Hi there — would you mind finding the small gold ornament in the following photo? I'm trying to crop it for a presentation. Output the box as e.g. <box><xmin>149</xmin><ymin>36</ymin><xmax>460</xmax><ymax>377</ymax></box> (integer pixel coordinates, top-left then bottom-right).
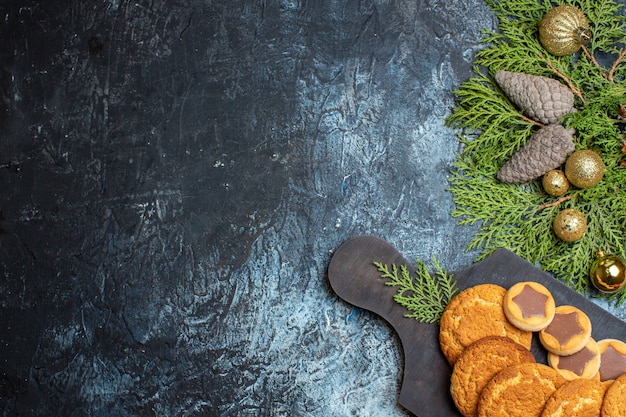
<box><xmin>590</xmin><ymin>249</ymin><xmax>626</xmax><ymax>293</ymax></box>
<box><xmin>553</xmin><ymin>208</ymin><xmax>587</xmax><ymax>242</ymax></box>
<box><xmin>539</xmin><ymin>5</ymin><xmax>591</xmax><ymax>56</ymax></box>
<box><xmin>564</xmin><ymin>150</ymin><xmax>605</xmax><ymax>189</ymax></box>
<box><xmin>542</xmin><ymin>170</ymin><xmax>569</xmax><ymax>196</ymax></box>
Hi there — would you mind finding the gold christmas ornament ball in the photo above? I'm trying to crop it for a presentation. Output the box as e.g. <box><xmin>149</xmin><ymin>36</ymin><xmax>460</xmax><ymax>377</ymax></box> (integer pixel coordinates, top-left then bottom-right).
<box><xmin>564</xmin><ymin>150</ymin><xmax>605</xmax><ymax>189</ymax></box>
<box><xmin>553</xmin><ymin>208</ymin><xmax>587</xmax><ymax>242</ymax></box>
<box><xmin>542</xmin><ymin>170</ymin><xmax>569</xmax><ymax>196</ymax></box>
<box><xmin>539</xmin><ymin>5</ymin><xmax>592</xmax><ymax>56</ymax></box>
<box><xmin>590</xmin><ymin>249</ymin><xmax>626</xmax><ymax>293</ymax></box>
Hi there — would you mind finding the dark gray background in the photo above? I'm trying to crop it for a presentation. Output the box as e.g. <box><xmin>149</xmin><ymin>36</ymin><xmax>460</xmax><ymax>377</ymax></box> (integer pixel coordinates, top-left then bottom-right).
<box><xmin>1</xmin><ymin>1</ymin><xmax>623</xmax><ymax>416</ymax></box>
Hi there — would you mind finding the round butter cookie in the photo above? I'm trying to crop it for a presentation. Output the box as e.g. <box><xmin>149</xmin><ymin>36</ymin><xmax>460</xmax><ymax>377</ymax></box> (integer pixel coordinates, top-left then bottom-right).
<box><xmin>477</xmin><ymin>362</ymin><xmax>567</xmax><ymax>417</ymax></box>
<box><xmin>594</xmin><ymin>339</ymin><xmax>626</xmax><ymax>382</ymax></box>
<box><xmin>451</xmin><ymin>336</ymin><xmax>536</xmax><ymax>417</ymax></box>
<box><xmin>547</xmin><ymin>337</ymin><xmax>600</xmax><ymax>381</ymax></box>
<box><xmin>439</xmin><ymin>284</ymin><xmax>532</xmax><ymax>365</ymax></box>
<box><xmin>539</xmin><ymin>305</ymin><xmax>592</xmax><ymax>356</ymax></box>
<box><xmin>503</xmin><ymin>281</ymin><xmax>556</xmax><ymax>331</ymax></box>
<box><xmin>540</xmin><ymin>378</ymin><xmax>607</xmax><ymax>417</ymax></box>
<box><xmin>601</xmin><ymin>372</ymin><xmax>626</xmax><ymax>417</ymax></box>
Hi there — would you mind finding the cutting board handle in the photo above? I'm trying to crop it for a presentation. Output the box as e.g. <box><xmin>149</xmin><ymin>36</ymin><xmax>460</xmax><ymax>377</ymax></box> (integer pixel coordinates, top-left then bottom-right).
<box><xmin>328</xmin><ymin>235</ymin><xmax>416</xmax><ymax>329</ymax></box>
<box><xmin>327</xmin><ymin>235</ymin><xmax>460</xmax><ymax>416</ymax></box>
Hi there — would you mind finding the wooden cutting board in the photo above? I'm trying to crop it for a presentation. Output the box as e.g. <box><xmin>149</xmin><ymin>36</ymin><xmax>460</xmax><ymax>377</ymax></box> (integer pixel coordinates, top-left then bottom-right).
<box><xmin>327</xmin><ymin>235</ymin><xmax>626</xmax><ymax>417</ymax></box>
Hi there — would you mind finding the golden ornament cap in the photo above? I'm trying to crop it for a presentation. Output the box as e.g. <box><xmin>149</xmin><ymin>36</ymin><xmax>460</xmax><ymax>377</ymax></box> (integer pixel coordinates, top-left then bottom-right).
<box><xmin>564</xmin><ymin>150</ymin><xmax>605</xmax><ymax>189</ymax></box>
<box><xmin>553</xmin><ymin>208</ymin><xmax>587</xmax><ymax>242</ymax></box>
<box><xmin>590</xmin><ymin>249</ymin><xmax>626</xmax><ymax>293</ymax></box>
<box><xmin>542</xmin><ymin>170</ymin><xmax>569</xmax><ymax>196</ymax></box>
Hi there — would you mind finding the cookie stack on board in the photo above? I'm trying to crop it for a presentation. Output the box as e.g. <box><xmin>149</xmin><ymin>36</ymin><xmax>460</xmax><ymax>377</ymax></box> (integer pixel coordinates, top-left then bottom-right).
<box><xmin>439</xmin><ymin>282</ymin><xmax>626</xmax><ymax>417</ymax></box>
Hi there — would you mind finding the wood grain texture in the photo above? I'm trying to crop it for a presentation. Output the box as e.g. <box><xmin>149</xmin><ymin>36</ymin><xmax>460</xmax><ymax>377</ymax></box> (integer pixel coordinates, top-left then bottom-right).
<box><xmin>328</xmin><ymin>235</ymin><xmax>626</xmax><ymax>417</ymax></box>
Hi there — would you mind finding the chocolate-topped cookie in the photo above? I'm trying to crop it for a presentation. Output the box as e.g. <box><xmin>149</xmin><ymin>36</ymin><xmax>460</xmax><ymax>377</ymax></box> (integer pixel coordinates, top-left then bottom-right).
<box><xmin>503</xmin><ymin>281</ymin><xmax>556</xmax><ymax>331</ymax></box>
<box><xmin>547</xmin><ymin>337</ymin><xmax>600</xmax><ymax>381</ymax></box>
<box><xmin>594</xmin><ymin>338</ymin><xmax>626</xmax><ymax>382</ymax></box>
<box><xmin>539</xmin><ymin>305</ymin><xmax>592</xmax><ymax>356</ymax></box>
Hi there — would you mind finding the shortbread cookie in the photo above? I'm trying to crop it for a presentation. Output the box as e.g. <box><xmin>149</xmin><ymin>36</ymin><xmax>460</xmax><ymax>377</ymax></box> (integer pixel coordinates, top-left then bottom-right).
<box><xmin>547</xmin><ymin>337</ymin><xmax>600</xmax><ymax>381</ymax></box>
<box><xmin>439</xmin><ymin>284</ymin><xmax>533</xmax><ymax>365</ymax></box>
<box><xmin>594</xmin><ymin>339</ymin><xmax>626</xmax><ymax>382</ymax></box>
<box><xmin>477</xmin><ymin>362</ymin><xmax>567</xmax><ymax>417</ymax></box>
<box><xmin>541</xmin><ymin>378</ymin><xmax>607</xmax><ymax>417</ymax></box>
<box><xmin>539</xmin><ymin>305</ymin><xmax>592</xmax><ymax>356</ymax></box>
<box><xmin>503</xmin><ymin>281</ymin><xmax>556</xmax><ymax>331</ymax></box>
<box><xmin>600</xmin><ymin>372</ymin><xmax>626</xmax><ymax>417</ymax></box>
<box><xmin>451</xmin><ymin>336</ymin><xmax>536</xmax><ymax>417</ymax></box>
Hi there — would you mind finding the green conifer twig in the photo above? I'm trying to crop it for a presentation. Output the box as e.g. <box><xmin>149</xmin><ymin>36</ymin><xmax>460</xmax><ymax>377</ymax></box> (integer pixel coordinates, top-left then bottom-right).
<box><xmin>447</xmin><ymin>0</ymin><xmax>626</xmax><ymax>305</ymax></box>
<box><xmin>374</xmin><ymin>257</ymin><xmax>458</xmax><ymax>323</ymax></box>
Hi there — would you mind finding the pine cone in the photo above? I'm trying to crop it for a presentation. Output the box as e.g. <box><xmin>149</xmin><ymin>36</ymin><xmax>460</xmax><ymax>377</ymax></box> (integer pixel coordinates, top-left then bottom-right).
<box><xmin>497</xmin><ymin>124</ymin><xmax>576</xmax><ymax>183</ymax></box>
<box><xmin>495</xmin><ymin>70</ymin><xmax>576</xmax><ymax>124</ymax></box>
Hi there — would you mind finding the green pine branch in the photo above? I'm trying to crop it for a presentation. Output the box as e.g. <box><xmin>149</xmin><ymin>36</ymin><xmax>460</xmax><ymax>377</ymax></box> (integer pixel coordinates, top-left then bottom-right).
<box><xmin>446</xmin><ymin>0</ymin><xmax>626</xmax><ymax>304</ymax></box>
<box><xmin>374</xmin><ymin>257</ymin><xmax>458</xmax><ymax>323</ymax></box>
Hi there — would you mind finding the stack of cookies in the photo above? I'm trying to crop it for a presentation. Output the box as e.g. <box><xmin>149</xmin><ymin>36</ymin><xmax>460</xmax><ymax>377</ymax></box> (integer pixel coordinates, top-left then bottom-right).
<box><xmin>439</xmin><ymin>282</ymin><xmax>626</xmax><ymax>417</ymax></box>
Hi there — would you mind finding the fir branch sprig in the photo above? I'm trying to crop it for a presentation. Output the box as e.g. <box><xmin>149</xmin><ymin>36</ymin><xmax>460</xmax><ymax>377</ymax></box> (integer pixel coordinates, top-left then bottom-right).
<box><xmin>374</xmin><ymin>257</ymin><xmax>458</xmax><ymax>323</ymax></box>
<box><xmin>446</xmin><ymin>0</ymin><xmax>626</xmax><ymax>304</ymax></box>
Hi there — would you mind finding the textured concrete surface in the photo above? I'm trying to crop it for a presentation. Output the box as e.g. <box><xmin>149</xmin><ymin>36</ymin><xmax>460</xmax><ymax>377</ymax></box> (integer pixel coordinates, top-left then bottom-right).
<box><xmin>3</xmin><ymin>1</ymin><xmax>619</xmax><ymax>416</ymax></box>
